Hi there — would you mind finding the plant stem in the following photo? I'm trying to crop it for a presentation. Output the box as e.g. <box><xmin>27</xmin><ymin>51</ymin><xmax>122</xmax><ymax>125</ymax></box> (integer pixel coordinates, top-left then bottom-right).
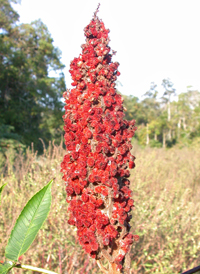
<box><xmin>16</xmin><ymin>264</ymin><xmax>58</xmax><ymax>274</ymax></box>
<box><xmin>109</xmin><ymin>262</ymin><xmax>121</xmax><ymax>274</ymax></box>
<box><xmin>97</xmin><ymin>261</ymin><xmax>109</xmax><ymax>274</ymax></box>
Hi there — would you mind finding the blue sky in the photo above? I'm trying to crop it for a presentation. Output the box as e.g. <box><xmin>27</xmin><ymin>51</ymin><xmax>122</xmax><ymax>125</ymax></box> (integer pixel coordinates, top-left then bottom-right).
<box><xmin>14</xmin><ymin>0</ymin><xmax>200</xmax><ymax>99</ymax></box>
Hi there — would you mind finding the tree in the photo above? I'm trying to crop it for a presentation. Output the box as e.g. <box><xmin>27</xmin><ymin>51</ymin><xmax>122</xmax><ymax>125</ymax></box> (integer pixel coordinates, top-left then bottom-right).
<box><xmin>121</xmin><ymin>94</ymin><xmax>144</xmax><ymax>121</ymax></box>
<box><xmin>141</xmin><ymin>82</ymin><xmax>160</xmax><ymax>144</ymax></box>
<box><xmin>184</xmin><ymin>89</ymin><xmax>200</xmax><ymax>139</ymax></box>
<box><xmin>0</xmin><ymin>1</ymin><xmax>66</xmax><ymax>151</ymax></box>
<box><xmin>176</xmin><ymin>92</ymin><xmax>190</xmax><ymax>137</ymax></box>
<box><xmin>161</xmin><ymin>78</ymin><xmax>176</xmax><ymax>122</ymax></box>
<box><xmin>161</xmin><ymin>78</ymin><xmax>176</xmax><ymax>140</ymax></box>
<box><xmin>0</xmin><ymin>0</ymin><xmax>19</xmax><ymax>33</ymax></box>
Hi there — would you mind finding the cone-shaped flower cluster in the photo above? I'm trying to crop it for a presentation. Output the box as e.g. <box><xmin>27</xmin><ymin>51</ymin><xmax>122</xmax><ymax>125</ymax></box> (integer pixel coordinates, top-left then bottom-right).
<box><xmin>61</xmin><ymin>6</ymin><xmax>138</xmax><ymax>273</ymax></box>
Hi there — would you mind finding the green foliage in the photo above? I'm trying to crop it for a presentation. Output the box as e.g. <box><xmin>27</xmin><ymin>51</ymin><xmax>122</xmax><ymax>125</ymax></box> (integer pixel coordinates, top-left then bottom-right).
<box><xmin>0</xmin><ymin>0</ymin><xmax>19</xmax><ymax>32</ymax></box>
<box><xmin>0</xmin><ymin>123</ymin><xmax>26</xmax><ymax>168</ymax></box>
<box><xmin>0</xmin><ymin>1</ymin><xmax>66</xmax><ymax>152</ymax></box>
<box><xmin>0</xmin><ymin>124</ymin><xmax>24</xmax><ymax>150</ymax></box>
<box><xmin>136</xmin><ymin>124</ymin><xmax>146</xmax><ymax>146</ymax></box>
<box><xmin>166</xmin><ymin>138</ymin><xmax>176</xmax><ymax>148</ymax></box>
<box><xmin>5</xmin><ymin>180</ymin><xmax>53</xmax><ymax>261</ymax></box>
<box><xmin>149</xmin><ymin>139</ymin><xmax>162</xmax><ymax>148</ymax></box>
<box><xmin>0</xmin><ymin>261</ymin><xmax>15</xmax><ymax>274</ymax></box>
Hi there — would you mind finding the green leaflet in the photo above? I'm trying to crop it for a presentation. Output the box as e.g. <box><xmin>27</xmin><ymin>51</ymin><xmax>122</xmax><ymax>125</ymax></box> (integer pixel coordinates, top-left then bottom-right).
<box><xmin>5</xmin><ymin>180</ymin><xmax>53</xmax><ymax>261</ymax></box>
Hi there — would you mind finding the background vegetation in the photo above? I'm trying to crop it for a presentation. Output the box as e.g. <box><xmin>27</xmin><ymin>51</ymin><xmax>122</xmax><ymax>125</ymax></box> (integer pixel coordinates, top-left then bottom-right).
<box><xmin>1</xmin><ymin>1</ymin><xmax>200</xmax><ymax>273</ymax></box>
<box><xmin>0</xmin><ymin>142</ymin><xmax>200</xmax><ymax>274</ymax></box>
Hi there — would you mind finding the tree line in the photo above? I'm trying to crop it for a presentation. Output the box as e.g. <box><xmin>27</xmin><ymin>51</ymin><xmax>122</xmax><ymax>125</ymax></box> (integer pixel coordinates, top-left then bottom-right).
<box><xmin>122</xmin><ymin>80</ymin><xmax>200</xmax><ymax>148</ymax></box>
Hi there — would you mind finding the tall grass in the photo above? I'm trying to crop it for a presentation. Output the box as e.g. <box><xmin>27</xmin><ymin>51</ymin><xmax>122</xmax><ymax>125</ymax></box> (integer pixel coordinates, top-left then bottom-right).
<box><xmin>0</xmin><ymin>141</ymin><xmax>200</xmax><ymax>273</ymax></box>
<box><xmin>130</xmin><ymin>145</ymin><xmax>200</xmax><ymax>273</ymax></box>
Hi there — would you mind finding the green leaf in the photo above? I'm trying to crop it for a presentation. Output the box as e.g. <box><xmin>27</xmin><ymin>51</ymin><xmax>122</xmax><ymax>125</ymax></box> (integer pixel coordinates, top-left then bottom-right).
<box><xmin>0</xmin><ymin>183</ymin><xmax>7</xmax><ymax>205</ymax></box>
<box><xmin>0</xmin><ymin>261</ymin><xmax>15</xmax><ymax>274</ymax></box>
<box><xmin>5</xmin><ymin>180</ymin><xmax>53</xmax><ymax>261</ymax></box>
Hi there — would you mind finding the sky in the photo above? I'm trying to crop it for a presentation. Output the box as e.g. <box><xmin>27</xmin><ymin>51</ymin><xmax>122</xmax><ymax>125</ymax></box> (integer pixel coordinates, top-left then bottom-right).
<box><xmin>13</xmin><ymin>0</ymin><xmax>200</xmax><ymax>99</ymax></box>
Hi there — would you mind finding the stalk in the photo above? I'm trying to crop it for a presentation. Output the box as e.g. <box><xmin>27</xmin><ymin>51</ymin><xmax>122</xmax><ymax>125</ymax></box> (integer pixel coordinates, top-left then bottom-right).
<box><xmin>16</xmin><ymin>264</ymin><xmax>58</xmax><ymax>274</ymax></box>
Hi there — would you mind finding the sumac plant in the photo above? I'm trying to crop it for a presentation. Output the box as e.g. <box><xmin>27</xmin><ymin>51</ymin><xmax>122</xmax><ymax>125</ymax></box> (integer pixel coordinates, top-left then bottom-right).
<box><xmin>60</xmin><ymin>5</ymin><xmax>138</xmax><ymax>274</ymax></box>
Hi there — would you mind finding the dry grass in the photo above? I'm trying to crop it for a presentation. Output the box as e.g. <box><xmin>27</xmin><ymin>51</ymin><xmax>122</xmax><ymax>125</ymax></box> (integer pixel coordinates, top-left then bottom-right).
<box><xmin>0</xmin><ymin>140</ymin><xmax>200</xmax><ymax>274</ymax></box>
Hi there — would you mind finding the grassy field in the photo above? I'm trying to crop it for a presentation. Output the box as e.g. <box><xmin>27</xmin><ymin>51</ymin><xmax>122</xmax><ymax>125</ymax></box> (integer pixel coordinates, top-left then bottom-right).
<box><xmin>0</xmin><ymin>141</ymin><xmax>200</xmax><ymax>274</ymax></box>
